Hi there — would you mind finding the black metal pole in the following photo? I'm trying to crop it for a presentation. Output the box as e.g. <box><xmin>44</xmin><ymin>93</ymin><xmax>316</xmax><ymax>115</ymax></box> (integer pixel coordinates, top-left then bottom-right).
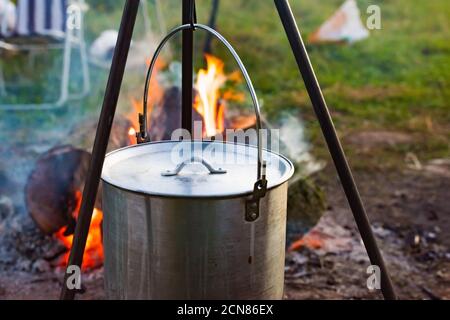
<box><xmin>182</xmin><ymin>0</ymin><xmax>195</xmax><ymax>134</ymax></box>
<box><xmin>274</xmin><ymin>0</ymin><xmax>397</xmax><ymax>300</ymax></box>
<box><xmin>60</xmin><ymin>0</ymin><xmax>140</xmax><ymax>300</ymax></box>
<box><xmin>203</xmin><ymin>0</ymin><xmax>220</xmax><ymax>54</ymax></box>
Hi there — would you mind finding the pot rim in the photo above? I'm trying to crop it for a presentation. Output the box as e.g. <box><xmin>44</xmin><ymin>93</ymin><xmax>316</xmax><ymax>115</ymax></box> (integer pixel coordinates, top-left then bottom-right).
<box><xmin>101</xmin><ymin>140</ymin><xmax>294</xmax><ymax>199</ymax></box>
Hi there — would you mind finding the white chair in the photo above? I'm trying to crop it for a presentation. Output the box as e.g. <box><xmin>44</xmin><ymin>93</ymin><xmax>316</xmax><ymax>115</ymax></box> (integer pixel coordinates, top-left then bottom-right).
<box><xmin>0</xmin><ymin>0</ymin><xmax>90</xmax><ymax>110</ymax></box>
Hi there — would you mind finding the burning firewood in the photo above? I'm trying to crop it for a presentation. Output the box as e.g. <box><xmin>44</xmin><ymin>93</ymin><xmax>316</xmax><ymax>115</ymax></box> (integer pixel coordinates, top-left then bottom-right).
<box><xmin>149</xmin><ymin>89</ymin><xmax>256</xmax><ymax>141</ymax></box>
<box><xmin>25</xmin><ymin>145</ymin><xmax>92</xmax><ymax>234</ymax></box>
<box><xmin>149</xmin><ymin>86</ymin><xmax>203</xmax><ymax>141</ymax></box>
<box><xmin>148</xmin><ymin>86</ymin><xmax>182</xmax><ymax>141</ymax></box>
<box><xmin>148</xmin><ymin>54</ymin><xmax>245</xmax><ymax>140</ymax></box>
<box><xmin>24</xmin><ymin>146</ymin><xmax>106</xmax><ymax>269</ymax></box>
<box><xmin>26</xmin><ymin>115</ymin><xmax>134</xmax><ymax>235</ymax></box>
<box><xmin>24</xmin><ymin>114</ymin><xmax>136</xmax><ymax>269</ymax></box>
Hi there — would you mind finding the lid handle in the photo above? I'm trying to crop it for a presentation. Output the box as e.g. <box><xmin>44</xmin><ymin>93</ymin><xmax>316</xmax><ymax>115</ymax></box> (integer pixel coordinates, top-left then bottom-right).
<box><xmin>161</xmin><ymin>156</ymin><xmax>227</xmax><ymax>176</ymax></box>
<box><xmin>140</xmin><ymin>23</ymin><xmax>266</xmax><ymax>221</ymax></box>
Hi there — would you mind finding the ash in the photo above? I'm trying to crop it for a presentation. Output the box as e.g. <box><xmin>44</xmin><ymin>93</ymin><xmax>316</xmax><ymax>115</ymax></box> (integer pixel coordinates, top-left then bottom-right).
<box><xmin>0</xmin><ymin>199</ymin><xmax>64</xmax><ymax>273</ymax></box>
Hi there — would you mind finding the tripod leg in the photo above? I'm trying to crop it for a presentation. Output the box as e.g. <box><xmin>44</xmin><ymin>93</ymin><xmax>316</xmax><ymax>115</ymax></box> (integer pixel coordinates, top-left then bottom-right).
<box><xmin>274</xmin><ymin>0</ymin><xmax>396</xmax><ymax>300</ymax></box>
<box><xmin>60</xmin><ymin>0</ymin><xmax>140</xmax><ymax>300</ymax></box>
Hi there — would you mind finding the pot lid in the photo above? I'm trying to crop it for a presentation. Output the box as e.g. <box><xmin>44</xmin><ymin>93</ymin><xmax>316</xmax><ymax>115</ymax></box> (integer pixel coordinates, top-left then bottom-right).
<box><xmin>101</xmin><ymin>140</ymin><xmax>294</xmax><ymax>198</ymax></box>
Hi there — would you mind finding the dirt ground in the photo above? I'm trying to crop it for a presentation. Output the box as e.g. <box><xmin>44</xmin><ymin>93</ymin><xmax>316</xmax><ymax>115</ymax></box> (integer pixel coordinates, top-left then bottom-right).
<box><xmin>0</xmin><ymin>130</ymin><xmax>449</xmax><ymax>300</ymax></box>
<box><xmin>284</xmin><ymin>164</ymin><xmax>450</xmax><ymax>300</ymax></box>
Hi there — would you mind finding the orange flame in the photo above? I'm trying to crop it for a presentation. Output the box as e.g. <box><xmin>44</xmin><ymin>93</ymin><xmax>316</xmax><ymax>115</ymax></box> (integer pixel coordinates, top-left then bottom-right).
<box><xmin>127</xmin><ymin>58</ymin><xmax>165</xmax><ymax>138</ymax></box>
<box><xmin>194</xmin><ymin>54</ymin><xmax>227</xmax><ymax>137</ymax></box>
<box><xmin>128</xmin><ymin>54</ymin><xmax>243</xmax><ymax>139</ymax></box>
<box><xmin>288</xmin><ymin>231</ymin><xmax>325</xmax><ymax>252</ymax></box>
<box><xmin>54</xmin><ymin>191</ymin><xmax>104</xmax><ymax>270</ymax></box>
<box><xmin>128</xmin><ymin>126</ymin><xmax>136</xmax><ymax>136</ymax></box>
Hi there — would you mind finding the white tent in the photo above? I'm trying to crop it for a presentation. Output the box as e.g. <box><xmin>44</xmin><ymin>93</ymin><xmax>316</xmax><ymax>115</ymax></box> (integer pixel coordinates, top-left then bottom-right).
<box><xmin>309</xmin><ymin>0</ymin><xmax>369</xmax><ymax>44</ymax></box>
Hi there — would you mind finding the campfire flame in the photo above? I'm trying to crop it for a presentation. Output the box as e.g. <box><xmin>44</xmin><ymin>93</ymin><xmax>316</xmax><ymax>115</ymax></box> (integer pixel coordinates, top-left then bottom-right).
<box><xmin>128</xmin><ymin>125</ymin><xmax>137</xmax><ymax>144</ymax></box>
<box><xmin>54</xmin><ymin>190</ymin><xmax>104</xmax><ymax>270</ymax></box>
<box><xmin>128</xmin><ymin>54</ymin><xmax>244</xmax><ymax>139</ymax></box>
<box><xmin>52</xmin><ymin>55</ymin><xmax>247</xmax><ymax>270</ymax></box>
<box><xmin>194</xmin><ymin>54</ymin><xmax>227</xmax><ymax>137</ymax></box>
<box><xmin>128</xmin><ymin>127</ymin><xmax>136</xmax><ymax>136</ymax></box>
<box><xmin>127</xmin><ymin>58</ymin><xmax>166</xmax><ymax>140</ymax></box>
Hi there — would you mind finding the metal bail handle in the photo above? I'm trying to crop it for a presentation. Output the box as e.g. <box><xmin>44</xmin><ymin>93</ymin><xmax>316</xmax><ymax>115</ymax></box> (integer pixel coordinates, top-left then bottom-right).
<box><xmin>140</xmin><ymin>23</ymin><xmax>267</xmax><ymax>221</ymax></box>
<box><xmin>161</xmin><ymin>156</ymin><xmax>227</xmax><ymax>176</ymax></box>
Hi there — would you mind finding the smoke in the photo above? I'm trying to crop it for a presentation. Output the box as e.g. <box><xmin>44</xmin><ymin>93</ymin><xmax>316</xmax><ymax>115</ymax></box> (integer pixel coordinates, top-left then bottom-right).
<box><xmin>277</xmin><ymin>113</ymin><xmax>325</xmax><ymax>177</ymax></box>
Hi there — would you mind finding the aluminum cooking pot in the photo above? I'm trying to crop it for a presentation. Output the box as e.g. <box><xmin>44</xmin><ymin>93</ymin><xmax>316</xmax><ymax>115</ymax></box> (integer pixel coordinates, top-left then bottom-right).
<box><xmin>101</xmin><ymin>23</ymin><xmax>294</xmax><ymax>300</ymax></box>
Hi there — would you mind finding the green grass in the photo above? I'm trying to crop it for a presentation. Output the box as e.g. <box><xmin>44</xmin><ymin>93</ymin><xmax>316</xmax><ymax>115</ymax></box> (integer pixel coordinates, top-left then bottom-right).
<box><xmin>1</xmin><ymin>0</ymin><xmax>449</xmax><ymax>166</ymax></box>
<box><xmin>161</xmin><ymin>0</ymin><xmax>450</xmax><ymax>165</ymax></box>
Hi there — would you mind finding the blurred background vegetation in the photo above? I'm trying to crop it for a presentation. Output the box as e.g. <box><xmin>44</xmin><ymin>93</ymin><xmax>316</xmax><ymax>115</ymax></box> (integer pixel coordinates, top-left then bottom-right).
<box><xmin>1</xmin><ymin>0</ymin><xmax>449</xmax><ymax>169</ymax></box>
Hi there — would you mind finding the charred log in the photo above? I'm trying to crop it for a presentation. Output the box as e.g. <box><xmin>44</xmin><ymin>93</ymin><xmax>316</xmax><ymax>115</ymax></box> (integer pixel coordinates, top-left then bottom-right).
<box><xmin>26</xmin><ymin>115</ymin><xmax>133</xmax><ymax>235</ymax></box>
<box><xmin>148</xmin><ymin>86</ymin><xmax>257</xmax><ymax>141</ymax></box>
<box><xmin>149</xmin><ymin>86</ymin><xmax>203</xmax><ymax>141</ymax></box>
<box><xmin>25</xmin><ymin>145</ymin><xmax>92</xmax><ymax>234</ymax></box>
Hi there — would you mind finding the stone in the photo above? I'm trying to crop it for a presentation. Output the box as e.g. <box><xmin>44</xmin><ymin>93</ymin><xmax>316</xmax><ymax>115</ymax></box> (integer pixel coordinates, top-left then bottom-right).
<box><xmin>17</xmin><ymin>259</ymin><xmax>32</xmax><ymax>272</ymax></box>
<box><xmin>286</xmin><ymin>176</ymin><xmax>326</xmax><ymax>244</ymax></box>
<box><xmin>32</xmin><ymin>259</ymin><xmax>51</xmax><ymax>273</ymax></box>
